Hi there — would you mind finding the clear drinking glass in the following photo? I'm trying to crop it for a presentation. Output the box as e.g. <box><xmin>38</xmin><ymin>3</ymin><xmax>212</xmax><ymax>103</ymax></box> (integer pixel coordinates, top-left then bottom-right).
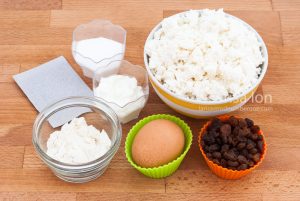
<box><xmin>93</xmin><ymin>60</ymin><xmax>149</xmax><ymax>124</ymax></box>
<box><xmin>72</xmin><ymin>19</ymin><xmax>127</xmax><ymax>78</ymax></box>
<box><xmin>32</xmin><ymin>97</ymin><xmax>122</xmax><ymax>183</ymax></box>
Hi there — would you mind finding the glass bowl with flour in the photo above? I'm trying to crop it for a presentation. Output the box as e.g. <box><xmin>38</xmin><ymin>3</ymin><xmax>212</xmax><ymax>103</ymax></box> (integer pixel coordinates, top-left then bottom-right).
<box><xmin>32</xmin><ymin>97</ymin><xmax>122</xmax><ymax>183</ymax></box>
<box><xmin>72</xmin><ymin>19</ymin><xmax>126</xmax><ymax>78</ymax></box>
<box><xmin>93</xmin><ymin>60</ymin><xmax>149</xmax><ymax>124</ymax></box>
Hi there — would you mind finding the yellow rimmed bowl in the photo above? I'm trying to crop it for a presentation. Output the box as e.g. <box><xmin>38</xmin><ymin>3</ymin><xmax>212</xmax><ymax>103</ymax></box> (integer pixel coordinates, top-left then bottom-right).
<box><xmin>144</xmin><ymin>10</ymin><xmax>268</xmax><ymax>118</ymax></box>
<box><xmin>125</xmin><ymin>114</ymin><xmax>193</xmax><ymax>179</ymax></box>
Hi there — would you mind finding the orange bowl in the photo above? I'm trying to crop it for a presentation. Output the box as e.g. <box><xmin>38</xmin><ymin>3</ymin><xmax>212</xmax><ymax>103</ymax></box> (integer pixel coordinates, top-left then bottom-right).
<box><xmin>198</xmin><ymin>115</ymin><xmax>267</xmax><ymax>179</ymax></box>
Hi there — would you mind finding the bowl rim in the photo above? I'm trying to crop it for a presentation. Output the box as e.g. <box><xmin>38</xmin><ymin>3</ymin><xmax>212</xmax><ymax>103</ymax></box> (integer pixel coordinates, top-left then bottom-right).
<box><xmin>125</xmin><ymin>114</ymin><xmax>193</xmax><ymax>171</ymax></box>
<box><xmin>144</xmin><ymin>9</ymin><xmax>269</xmax><ymax>106</ymax></box>
<box><xmin>32</xmin><ymin>96</ymin><xmax>122</xmax><ymax>171</ymax></box>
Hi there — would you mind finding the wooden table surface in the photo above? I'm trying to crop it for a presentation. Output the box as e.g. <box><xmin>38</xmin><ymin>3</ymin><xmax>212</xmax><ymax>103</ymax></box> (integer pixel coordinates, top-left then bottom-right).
<box><xmin>0</xmin><ymin>0</ymin><xmax>299</xmax><ymax>200</ymax></box>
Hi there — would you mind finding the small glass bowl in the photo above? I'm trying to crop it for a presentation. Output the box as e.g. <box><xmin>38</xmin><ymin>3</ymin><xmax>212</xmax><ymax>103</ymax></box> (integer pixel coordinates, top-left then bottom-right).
<box><xmin>93</xmin><ymin>60</ymin><xmax>149</xmax><ymax>124</ymax></box>
<box><xmin>32</xmin><ymin>96</ymin><xmax>122</xmax><ymax>183</ymax></box>
<box><xmin>72</xmin><ymin>19</ymin><xmax>127</xmax><ymax>78</ymax></box>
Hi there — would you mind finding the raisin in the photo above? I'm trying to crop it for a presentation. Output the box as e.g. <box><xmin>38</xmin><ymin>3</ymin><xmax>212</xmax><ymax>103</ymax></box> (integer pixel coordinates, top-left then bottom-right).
<box><xmin>251</xmin><ymin>133</ymin><xmax>259</xmax><ymax>141</ymax></box>
<box><xmin>227</xmin><ymin>166</ymin><xmax>237</xmax><ymax>170</ymax></box>
<box><xmin>212</xmin><ymin>158</ymin><xmax>220</xmax><ymax>165</ymax></box>
<box><xmin>227</xmin><ymin>160</ymin><xmax>239</xmax><ymax>167</ymax></box>
<box><xmin>237</xmin><ymin>135</ymin><xmax>247</xmax><ymax>143</ymax></box>
<box><xmin>220</xmin><ymin>124</ymin><xmax>231</xmax><ymax>136</ymax></box>
<box><xmin>216</xmin><ymin>137</ymin><xmax>222</xmax><ymax>145</ymax></box>
<box><xmin>233</xmin><ymin>127</ymin><xmax>240</xmax><ymax>136</ymax></box>
<box><xmin>237</xmin><ymin>142</ymin><xmax>246</xmax><ymax>150</ymax></box>
<box><xmin>239</xmin><ymin>127</ymin><xmax>250</xmax><ymax>136</ymax></box>
<box><xmin>204</xmin><ymin>134</ymin><xmax>215</xmax><ymax>145</ymax></box>
<box><xmin>210</xmin><ymin>130</ymin><xmax>219</xmax><ymax>138</ymax></box>
<box><xmin>212</xmin><ymin>151</ymin><xmax>222</xmax><ymax>159</ymax></box>
<box><xmin>210</xmin><ymin>117</ymin><xmax>222</xmax><ymax>130</ymax></box>
<box><xmin>237</xmin><ymin>155</ymin><xmax>248</xmax><ymax>164</ymax></box>
<box><xmin>245</xmin><ymin>118</ymin><xmax>254</xmax><ymax>128</ymax></box>
<box><xmin>252</xmin><ymin>153</ymin><xmax>261</xmax><ymax>163</ymax></box>
<box><xmin>220</xmin><ymin>159</ymin><xmax>227</xmax><ymax>167</ymax></box>
<box><xmin>251</xmin><ymin>125</ymin><xmax>260</xmax><ymax>134</ymax></box>
<box><xmin>248</xmin><ymin>160</ymin><xmax>255</xmax><ymax>167</ymax></box>
<box><xmin>249</xmin><ymin>148</ymin><xmax>258</xmax><ymax>154</ymax></box>
<box><xmin>220</xmin><ymin>132</ymin><xmax>228</xmax><ymax>144</ymax></box>
<box><xmin>221</xmin><ymin>144</ymin><xmax>230</xmax><ymax>153</ymax></box>
<box><xmin>223</xmin><ymin>151</ymin><xmax>237</xmax><ymax>161</ymax></box>
<box><xmin>257</xmin><ymin>135</ymin><xmax>263</xmax><ymax>141</ymax></box>
<box><xmin>203</xmin><ymin>116</ymin><xmax>262</xmax><ymax>172</ymax></box>
<box><xmin>241</xmin><ymin>149</ymin><xmax>249</xmax><ymax>157</ymax></box>
<box><xmin>238</xmin><ymin>118</ymin><xmax>247</xmax><ymax>128</ymax></box>
<box><xmin>228</xmin><ymin>116</ymin><xmax>239</xmax><ymax>127</ymax></box>
<box><xmin>257</xmin><ymin>140</ymin><xmax>264</xmax><ymax>152</ymax></box>
<box><xmin>238</xmin><ymin>164</ymin><xmax>248</xmax><ymax>170</ymax></box>
<box><xmin>228</xmin><ymin>135</ymin><xmax>233</xmax><ymax>145</ymax></box>
<box><xmin>209</xmin><ymin>144</ymin><xmax>220</xmax><ymax>152</ymax></box>
<box><xmin>232</xmin><ymin>138</ymin><xmax>238</xmax><ymax>146</ymax></box>
<box><xmin>246</xmin><ymin>139</ymin><xmax>255</xmax><ymax>150</ymax></box>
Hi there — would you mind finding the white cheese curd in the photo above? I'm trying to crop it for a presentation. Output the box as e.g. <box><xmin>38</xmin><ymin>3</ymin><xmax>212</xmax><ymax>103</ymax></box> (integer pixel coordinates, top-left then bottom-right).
<box><xmin>47</xmin><ymin>117</ymin><xmax>111</xmax><ymax>164</ymax></box>
<box><xmin>145</xmin><ymin>9</ymin><xmax>264</xmax><ymax>101</ymax></box>
<box><xmin>94</xmin><ymin>75</ymin><xmax>146</xmax><ymax>123</ymax></box>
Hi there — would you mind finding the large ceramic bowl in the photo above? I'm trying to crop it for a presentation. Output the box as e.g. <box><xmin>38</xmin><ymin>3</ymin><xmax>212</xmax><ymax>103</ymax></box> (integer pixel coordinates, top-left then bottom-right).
<box><xmin>144</xmin><ymin>10</ymin><xmax>268</xmax><ymax>118</ymax></box>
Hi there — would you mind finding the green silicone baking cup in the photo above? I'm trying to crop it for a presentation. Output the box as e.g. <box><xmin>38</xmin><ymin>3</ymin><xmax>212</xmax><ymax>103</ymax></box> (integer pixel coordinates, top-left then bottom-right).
<box><xmin>125</xmin><ymin>114</ymin><xmax>193</xmax><ymax>179</ymax></box>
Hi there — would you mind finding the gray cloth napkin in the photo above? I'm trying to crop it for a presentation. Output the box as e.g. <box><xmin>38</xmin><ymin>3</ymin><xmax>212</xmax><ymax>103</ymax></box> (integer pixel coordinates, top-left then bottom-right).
<box><xmin>13</xmin><ymin>56</ymin><xmax>93</xmax><ymax>128</ymax></box>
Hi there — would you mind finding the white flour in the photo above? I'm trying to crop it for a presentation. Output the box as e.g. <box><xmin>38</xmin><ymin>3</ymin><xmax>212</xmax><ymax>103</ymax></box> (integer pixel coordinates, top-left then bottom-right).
<box><xmin>46</xmin><ymin>117</ymin><xmax>111</xmax><ymax>164</ymax></box>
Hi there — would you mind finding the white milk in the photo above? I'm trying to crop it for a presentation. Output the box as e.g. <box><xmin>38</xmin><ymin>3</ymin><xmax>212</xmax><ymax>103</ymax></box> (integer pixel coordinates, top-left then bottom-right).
<box><xmin>72</xmin><ymin>37</ymin><xmax>124</xmax><ymax>78</ymax></box>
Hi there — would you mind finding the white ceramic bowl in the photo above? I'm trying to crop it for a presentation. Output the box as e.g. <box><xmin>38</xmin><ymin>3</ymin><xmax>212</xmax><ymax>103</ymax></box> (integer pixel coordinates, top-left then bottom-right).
<box><xmin>144</xmin><ymin>10</ymin><xmax>268</xmax><ymax>118</ymax></box>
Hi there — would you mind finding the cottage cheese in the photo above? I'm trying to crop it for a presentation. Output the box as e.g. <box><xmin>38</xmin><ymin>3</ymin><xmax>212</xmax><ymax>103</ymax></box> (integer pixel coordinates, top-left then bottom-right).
<box><xmin>47</xmin><ymin>117</ymin><xmax>111</xmax><ymax>164</ymax></box>
<box><xmin>145</xmin><ymin>9</ymin><xmax>264</xmax><ymax>101</ymax></box>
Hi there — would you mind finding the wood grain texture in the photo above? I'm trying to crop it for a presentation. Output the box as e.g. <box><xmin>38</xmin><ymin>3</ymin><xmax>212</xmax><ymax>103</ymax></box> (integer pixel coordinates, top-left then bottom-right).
<box><xmin>166</xmin><ymin>170</ymin><xmax>300</xmax><ymax>193</ymax></box>
<box><xmin>0</xmin><ymin>11</ymin><xmax>50</xmax><ymax>29</ymax></box>
<box><xmin>76</xmin><ymin>192</ymin><xmax>263</xmax><ymax>201</ymax></box>
<box><xmin>0</xmin><ymin>0</ymin><xmax>62</xmax><ymax>10</ymax></box>
<box><xmin>0</xmin><ymin>0</ymin><xmax>299</xmax><ymax>200</ymax></box>
<box><xmin>0</xmin><ymin>169</ymin><xmax>165</xmax><ymax>193</ymax></box>
<box><xmin>280</xmin><ymin>11</ymin><xmax>300</xmax><ymax>46</ymax></box>
<box><xmin>62</xmin><ymin>0</ymin><xmax>273</xmax><ymax>11</ymax></box>
<box><xmin>0</xmin><ymin>192</ymin><xmax>76</xmax><ymax>201</ymax></box>
<box><xmin>272</xmin><ymin>0</ymin><xmax>300</xmax><ymax>10</ymax></box>
<box><xmin>0</xmin><ymin>146</ymin><xmax>24</xmax><ymax>168</ymax></box>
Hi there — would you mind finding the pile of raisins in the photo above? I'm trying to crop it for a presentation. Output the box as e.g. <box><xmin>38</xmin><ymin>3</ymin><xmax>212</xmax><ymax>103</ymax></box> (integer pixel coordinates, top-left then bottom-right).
<box><xmin>201</xmin><ymin>116</ymin><xmax>264</xmax><ymax>170</ymax></box>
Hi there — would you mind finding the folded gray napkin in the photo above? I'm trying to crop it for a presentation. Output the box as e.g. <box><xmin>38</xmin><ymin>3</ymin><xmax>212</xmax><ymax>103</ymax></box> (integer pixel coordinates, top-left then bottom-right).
<box><xmin>13</xmin><ymin>56</ymin><xmax>93</xmax><ymax>128</ymax></box>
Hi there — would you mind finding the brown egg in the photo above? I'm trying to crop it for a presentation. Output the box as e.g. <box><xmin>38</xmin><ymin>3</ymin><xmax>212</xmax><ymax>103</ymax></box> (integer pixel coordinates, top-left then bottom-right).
<box><xmin>131</xmin><ymin>119</ymin><xmax>185</xmax><ymax>168</ymax></box>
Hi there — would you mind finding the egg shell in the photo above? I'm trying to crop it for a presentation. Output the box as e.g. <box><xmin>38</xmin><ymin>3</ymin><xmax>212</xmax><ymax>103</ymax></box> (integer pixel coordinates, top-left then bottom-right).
<box><xmin>131</xmin><ymin>119</ymin><xmax>185</xmax><ymax>168</ymax></box>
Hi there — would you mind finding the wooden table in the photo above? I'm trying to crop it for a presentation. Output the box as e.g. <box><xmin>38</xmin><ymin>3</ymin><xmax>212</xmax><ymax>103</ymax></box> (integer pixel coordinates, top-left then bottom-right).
<box><xmin>0</xmin><ymin>0</ymin><xmax>299</xmax><ymax>200</ymax></box>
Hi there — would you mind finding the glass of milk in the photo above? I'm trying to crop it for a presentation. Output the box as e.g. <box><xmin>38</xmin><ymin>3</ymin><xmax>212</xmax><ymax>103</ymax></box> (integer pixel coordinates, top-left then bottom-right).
<box><xmin>72</xmin><ymin>19</ymin><xmax>126</xmax><ymax>78</ymax></box>
<box><xmin>93</xmin><ymin>60</ymin><xmax>149</xmax><ymax>124</ymax></box>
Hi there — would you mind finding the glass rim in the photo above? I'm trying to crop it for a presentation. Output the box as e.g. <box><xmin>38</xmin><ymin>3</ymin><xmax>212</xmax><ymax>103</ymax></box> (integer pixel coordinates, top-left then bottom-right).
<box><xmin>93</xmin><ymin>94</ymin><xmax>149</xmax><ymax>109</ymax></box>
